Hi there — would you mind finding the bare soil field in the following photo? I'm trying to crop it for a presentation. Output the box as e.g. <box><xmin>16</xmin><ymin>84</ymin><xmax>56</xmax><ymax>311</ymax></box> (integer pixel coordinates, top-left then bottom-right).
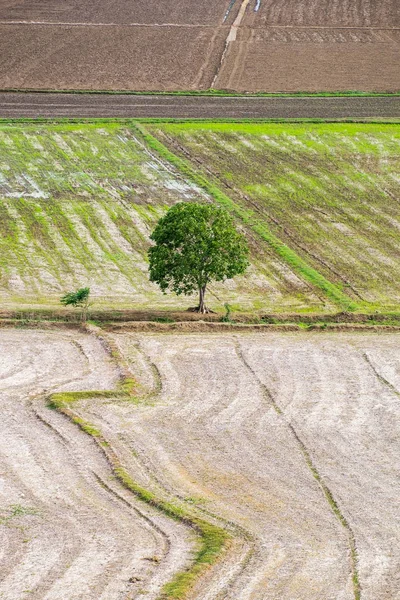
<box><xmin>245</xmin><ymin>0</ymin><xmax>400</xmax><ymax>28</ymax></box>
<box><xmin>0</xmin><ymin>0</ymin><xmax>233</xmax><ymax>91</ymax></box>
<box><xmin>214</xmin><ymin>0</ymin><xmax>400</xmax><ymax>92</ymax></box>
<box><xmin>1</xmin><ymin>0</ymin><xmax>231</xmax><ymax>26</ymax></box>
<box><xmin>0</xmin><ymin>0</ymin><xmax>398</xmax><ymax>91</ymax></box>
<box><xmin>0</xmin><ymin>25</ymin><xmax>227</xmax><ymax>91</ymax></box>
<box><xmin>0</xmin><ymin>122</ymin><xmax>326</xmax><ymax>313</ymax></box>
<box><xmin>215</xmin><ymin>31</ymin><xmax>400</xmax><ymax>92</ymax></box>
<box><xmin>0</xmin><ymin>94</ymin><xmax>399</xmax><ymax>120</ymax></box>
<box><xmin>0</xmin><ymin>329</ymin><xmax>195</xmax><ymax>600</ymax></box>
<box><xmin>52</xmin><ymin>329</ymin><xmax>400</xmax><ymax>599</ymax></box>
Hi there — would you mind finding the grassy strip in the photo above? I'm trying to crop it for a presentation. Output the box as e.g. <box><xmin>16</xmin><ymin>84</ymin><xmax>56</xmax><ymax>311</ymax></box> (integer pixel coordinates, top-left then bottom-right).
<box><xmin>2</xmin><ymin>88</ymin><xmax>399</xmax><ymax>97</ymax></box>
<box><xmin>134</xmin><ymin>123</ymin><xmax>358</xmax><ymax>311</ymax></box>
<box><xmin>5</xmin><ymin>318</ymin><xmax>400</xmax><ymax>333</ymax></box>
<box><xmin>4</xmin><ymin>309</ymin><xmax>400</xmax><ymax>323</ymax></box>
<box><xmin>48</xmin><ymin>386</ymin><xmax>229</xmax><ymax>599</ymax></box>
<box><xmin>114</xmin><ymin>467</ymin><xmax>228</xmax><ymax>599</ymax></box>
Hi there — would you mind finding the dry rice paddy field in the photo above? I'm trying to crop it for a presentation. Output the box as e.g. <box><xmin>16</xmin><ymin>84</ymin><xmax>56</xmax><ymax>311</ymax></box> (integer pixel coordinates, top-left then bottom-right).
<box><xmin>1</xmin><ymin>327</ymin><xmax>399</xmax><ymax>599</ymax></box>
<box><xmin>0</xmin><ymin>0</ymin><xmax>399</xmax><ymax>91</ymax></box>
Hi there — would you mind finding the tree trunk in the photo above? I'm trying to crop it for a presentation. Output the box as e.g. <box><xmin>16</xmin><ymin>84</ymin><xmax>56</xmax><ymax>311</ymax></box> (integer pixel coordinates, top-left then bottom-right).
<box><xmin>198</xmin><ymin>285</ymin><xmax>207</xmax><ymax>314</ymax></box>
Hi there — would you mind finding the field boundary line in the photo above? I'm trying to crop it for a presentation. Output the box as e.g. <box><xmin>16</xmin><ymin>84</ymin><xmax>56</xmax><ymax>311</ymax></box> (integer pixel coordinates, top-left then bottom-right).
<box><xmin>134</xmin><ymin>122</ymin><xmax>358</xmax><ymax>311</ymax></box>
<box><xmin>211</xmin><ymin>0</ymin><xmax>251</xmax><ymax>87</ymax></box>
<box><xmin>247</xmin><ymin>25</ymin><xmax>400</xmax><ymax>31</ymax></box>
<box><xmin>1</xmin><ymin>89</ymin><xmax>399</xmax><ymax>97</ymax></box>
<box><xmin>1</xmin><ymin>119</ymin><xmax>399</xmax><ymax>126</ymax></box>
<box><xmin>234</xmin><ymin>339</ymin><xmax>361</xmax><ymax>600</ymax></box>
<box><xmin>5</xmin><ymin>319</ymin><xmax>400</xmax><ymax>333</ymax></box>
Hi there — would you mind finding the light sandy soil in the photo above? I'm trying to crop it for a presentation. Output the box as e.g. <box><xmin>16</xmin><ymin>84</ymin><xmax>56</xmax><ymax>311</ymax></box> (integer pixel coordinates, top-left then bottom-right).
<box><xmin>2</xmin><ymin>329</ymin><xmax>399</xmax><ymax>599</ymax></box>
<box><xmin>80</xmin><ymin>331</ymin><xmax>400</xmax><ymax>599</ymax></box>
<box><xmin>0</xmin><ymin>329</ymin><xmax>194</xmax><ymax>600</ymax></box>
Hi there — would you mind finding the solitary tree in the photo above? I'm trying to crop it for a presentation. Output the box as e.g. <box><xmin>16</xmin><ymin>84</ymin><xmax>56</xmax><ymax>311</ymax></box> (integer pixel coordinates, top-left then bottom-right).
<box><xmin>148</xmin><ymin>203</ymin><xmax>249</xmax><ymax>313</ymax></box>
<box><xmin>60</xmin><ymin>287</ymin><xmax>91</xmax><ymax>322</ymax></box>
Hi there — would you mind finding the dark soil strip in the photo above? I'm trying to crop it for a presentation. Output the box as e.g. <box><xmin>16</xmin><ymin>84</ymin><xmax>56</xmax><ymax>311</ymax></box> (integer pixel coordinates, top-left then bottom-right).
<box><xmin>223</xmin><ymin>0</ymin><xmax>238</xmax><ymax>23</ymax></box>
<box><xmin>0</xmin><ymin>93</ymin><xmax>399</xmax><ymax>119</ymax></box>
<box><xmin>234</xmin><ymin>338</ymin><xmax>361</xmax><ymax>600</ymax></box>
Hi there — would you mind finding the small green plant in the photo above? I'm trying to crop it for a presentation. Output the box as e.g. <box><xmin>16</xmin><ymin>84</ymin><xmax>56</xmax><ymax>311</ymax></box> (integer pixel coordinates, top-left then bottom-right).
<box><xmin>60</xmin><ymin>287</ymin><xmax>91</xmax><ymax>322</ymax></box>
<box><xmin>153</xmin><ymin>316</ymin><xmax>176</xmax><ymax>323</ymax></box>
<box><xmin>221</xmin><ymin>302</ymin><xmax>232</xmax><ymax>323</ymax></box>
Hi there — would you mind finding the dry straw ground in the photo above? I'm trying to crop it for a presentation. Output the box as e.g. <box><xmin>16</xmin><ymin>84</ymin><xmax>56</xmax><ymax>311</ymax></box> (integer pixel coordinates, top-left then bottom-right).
<box><xmin>1</xmin><ymin>328</ymin><xmax>399</xmax><ymax>599</ymax></box>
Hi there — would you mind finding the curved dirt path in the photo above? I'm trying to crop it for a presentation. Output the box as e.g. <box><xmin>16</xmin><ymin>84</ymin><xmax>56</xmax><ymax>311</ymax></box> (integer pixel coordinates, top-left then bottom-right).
<box><xmin>0</xmin><ymin>329</ymin><xmax>194</xmax><ymax>600</ymax></box>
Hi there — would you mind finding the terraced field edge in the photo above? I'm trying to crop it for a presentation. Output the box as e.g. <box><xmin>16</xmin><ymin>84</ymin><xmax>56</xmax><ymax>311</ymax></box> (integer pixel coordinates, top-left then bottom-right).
<box><xmin>135</xmin><ymin>123</ymin><xmax>358</xmax><ymax>311</ymax></box>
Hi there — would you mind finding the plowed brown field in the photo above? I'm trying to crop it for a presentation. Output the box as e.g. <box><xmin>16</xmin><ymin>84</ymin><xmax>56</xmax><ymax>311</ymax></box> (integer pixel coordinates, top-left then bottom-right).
<box><xmin>0</xmin><ymin>0</ymin><xmax>233</xmax><ymax>91</ymax></box>
<box><xmin>0</xmin><ymin>0</ymin><xmax>398</xmax><ymax>91</ymax></box>
<box><xmin>1</xmin><ymin>0</ymin><xmax>232</xmax><ymax>26</ymax></box>
<box><xmin>215</xmin><ymin>0</ymin><xmax>400</xmax><ymax>92</ymax></box>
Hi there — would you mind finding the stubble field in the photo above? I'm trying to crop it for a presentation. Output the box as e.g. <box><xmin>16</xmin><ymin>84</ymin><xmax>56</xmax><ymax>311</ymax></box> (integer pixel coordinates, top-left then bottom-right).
<box><xmin>1</xmin><ymin>328</ymin><xmax>399</xmax><ymax>599</ymax></box>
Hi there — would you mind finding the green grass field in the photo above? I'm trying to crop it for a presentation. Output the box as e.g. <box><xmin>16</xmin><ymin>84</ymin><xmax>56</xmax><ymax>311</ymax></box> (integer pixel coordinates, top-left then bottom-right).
<box><xmin>1</xmin><ymin>121</ymin><xmax>399</xmax><ymax>314</ymax></box>
<box><xmin>0</xmin><ymin>123</ymin><xmax>327</xmax><ymax>312</ymax></box>
<box><xmin>150</xmin><ymin>122</ymin><xmax>400</xmax><ymax>311</ymax></box>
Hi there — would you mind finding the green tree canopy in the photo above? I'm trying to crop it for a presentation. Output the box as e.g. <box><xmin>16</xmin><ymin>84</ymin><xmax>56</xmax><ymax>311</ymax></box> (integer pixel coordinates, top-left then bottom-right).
<box><xmin>60</xmin><ymin>287</ymin><xmax>91</xmax><ymax>322</ymax></box>
<box><xmin>148</xmin><ymin>202</ymin><xmax>249</xmax><ymax>313</ymax></box>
